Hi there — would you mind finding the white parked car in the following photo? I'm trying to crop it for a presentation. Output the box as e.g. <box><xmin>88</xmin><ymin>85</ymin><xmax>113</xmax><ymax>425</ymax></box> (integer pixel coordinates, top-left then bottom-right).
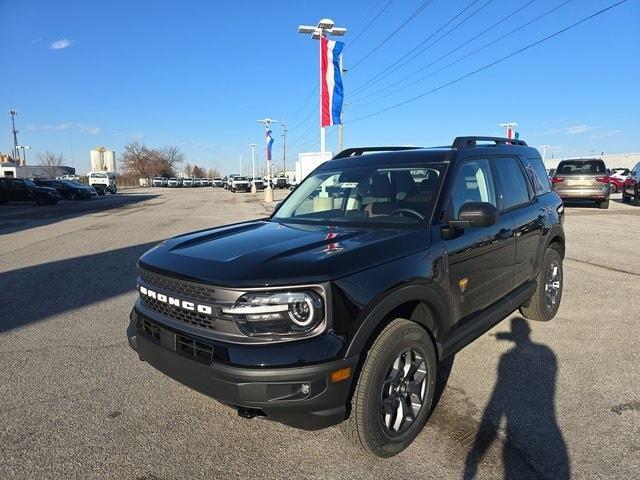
<box><xmin>251</xmin><ymin>177</ymin><xmax>265</xmax><ymax>190</ymax></box>
<box><xmin>88</xmin><ymin>171</ymin><xmax>117</xmax><ymax>195</ymax></box>
<box><xmin>212</xmin><ymin>177</ymin><xmax>224</xmax><ymax>187</ymax></box>
<box><xmin>167</xmin><ymin>178</ymin><xmax>179</xmax><ymax>187</ymax></box>
<box><xmin>152</xmin><ymin>177</ymin><xmax>165</xmax><ymax>187</ymax></box>
<box><xmin>182</xmin><ymin>178</ymin><xmax>193</xmax><ymax>187</ymax></box>
<box><xmin>231</xmin><ymin>176</ymin><xmax>251</xmax><ymax>193</ymax></box>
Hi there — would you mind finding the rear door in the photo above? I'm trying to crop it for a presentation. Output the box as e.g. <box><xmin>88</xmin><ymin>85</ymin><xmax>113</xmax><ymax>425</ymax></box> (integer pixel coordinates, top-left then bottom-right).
<box><xmin>8</xmin><ymin>179</ymin><xmax>30</xmax><ymax>200</ymax></box>
<box><xmin>492</xmin><ymin>156</ymin><xmax>544</xmax><ymax>288</ymax></box>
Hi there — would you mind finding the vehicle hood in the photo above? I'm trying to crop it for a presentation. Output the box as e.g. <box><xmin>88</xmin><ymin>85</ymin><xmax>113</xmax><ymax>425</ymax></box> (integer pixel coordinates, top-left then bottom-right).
<box><xmin>139</xmin><ymin>220</ymin><xmax>430</xmax><ymax>288</ymax></box>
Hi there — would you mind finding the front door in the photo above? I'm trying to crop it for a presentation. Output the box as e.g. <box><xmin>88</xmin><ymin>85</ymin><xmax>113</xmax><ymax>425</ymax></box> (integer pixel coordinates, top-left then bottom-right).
<box><xmin>444</xmin><ymin>157</ymin><xmax>516</xmax><ymax>323</ymax></box>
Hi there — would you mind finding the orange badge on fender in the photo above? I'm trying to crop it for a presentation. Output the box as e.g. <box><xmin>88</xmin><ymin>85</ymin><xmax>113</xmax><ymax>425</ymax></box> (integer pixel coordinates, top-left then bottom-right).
<box><xmin>459</xmin><ymin>277</ymin><xmax>469</xmax><ymax>293</ymax></box>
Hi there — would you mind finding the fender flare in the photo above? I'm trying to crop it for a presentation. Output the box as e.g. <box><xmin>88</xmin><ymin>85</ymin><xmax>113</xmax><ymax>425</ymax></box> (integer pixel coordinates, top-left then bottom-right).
<box><xmin>344</xmin><ymin>283</ymin><xmax>451</xmax><ymax>359</ymax></box>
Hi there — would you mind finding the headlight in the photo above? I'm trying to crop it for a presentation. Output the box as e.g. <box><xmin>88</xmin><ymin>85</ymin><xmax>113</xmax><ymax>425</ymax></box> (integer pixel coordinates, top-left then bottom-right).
<box><xmin>222</xmin><ymin>290</ymin><xmax>324</xmax><ymax>336</ymax></box>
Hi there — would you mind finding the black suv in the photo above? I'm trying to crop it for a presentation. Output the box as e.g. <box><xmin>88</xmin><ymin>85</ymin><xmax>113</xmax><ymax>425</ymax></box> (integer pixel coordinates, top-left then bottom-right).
<box><xmin>127</xmin><ymin>137</ymin><xmax>565</xmax><ymax>457</ymax></box>
<box><xmin>622</xmin><ymin>161</ymin><xmax>640</xmax><ymax>206</ymax></box>
<box><xmin>0</xmin><ymin>177</ymin><xmax>59</xmax><ymax>205</ymax></box>
<box><xmin>34</xmin><ymin>178</ymin><xmax>93</xmax><ymax>200</ymax></box>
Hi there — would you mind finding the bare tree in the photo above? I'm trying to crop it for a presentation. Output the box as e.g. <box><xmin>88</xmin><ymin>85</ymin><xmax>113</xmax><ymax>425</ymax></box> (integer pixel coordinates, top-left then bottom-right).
<box><xmin>183</xmin><ymin>163</ymin><xmax>194</xmax><ymax>177</ymax></box>
<box><xmin>192</xmin><ymin>165</ymin><xmax>206</xmax><ymax>178</ymax></box>
<box><xmin>38</xmin><ymin>151</ymin><xmax>65</xmax><ymax>178</ymax></box>
<box><xmin>120</xmin><ymin>143</ymin><xmax>185</xmax><ymax>178</ymax></box>
<box><xmin>207</xmin><ymin>167</ymin><xmax>221</xmax><ymax>178</ymax></box>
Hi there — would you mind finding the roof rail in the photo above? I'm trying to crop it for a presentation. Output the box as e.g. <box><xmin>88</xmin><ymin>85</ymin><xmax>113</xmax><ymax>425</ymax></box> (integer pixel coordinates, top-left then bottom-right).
<box><xmin>333</xmin><ymin>146</ymin><xmax>421</xmax><ymax>160</ymax></box>
<box><xmin>452</xmin><ymin>136</ymin><xmax>527</xmax><ymax>149</ymax></box>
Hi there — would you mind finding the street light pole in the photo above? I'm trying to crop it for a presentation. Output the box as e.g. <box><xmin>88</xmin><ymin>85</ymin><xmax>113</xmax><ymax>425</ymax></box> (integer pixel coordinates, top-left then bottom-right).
<box><xmin>9</xmin><ymin>109</ymin><xmax>19</xmax><ymax>162</ymax></box>
<box><xmin>281</xmin><ymin>120</ymin><xmax>287</xmax><ymax>179</ymax></box>
<box><xmin>499</xmin><ymin>122</ymin><xmax>518</xmax><ymax>140</ymax></box>
<box><xmin>257</xmin><ymin>118</ymin><xmax>277</xmax><ymax>202</ymax></box>
<box><xmin>298</xmin><ymin>18</ymin><xmax>346</xmax><ymax>159</ymax></box>
<box><xmin>249</xmin><ymin>143</ymin><xmax>257</xmax><ymax>193</ymax></box>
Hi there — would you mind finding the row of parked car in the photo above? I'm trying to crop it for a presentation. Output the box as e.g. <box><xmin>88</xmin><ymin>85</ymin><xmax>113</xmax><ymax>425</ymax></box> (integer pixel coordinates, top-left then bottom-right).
<box><xmin>222</xmin><ymin>174</ymin><xmax>290</xmax><ymax>193</ymax></box>
<box><xmin>0</xmin><ymin>177</ymin><xmax>101</xmax><ymax>205</ymax></box>
<box><xmin>546</xmin><ymin>159</ymin><xmax>640</xmax><ymax>208</ymax></box>
<box><xmin>152</xmin><ymin>177</ymin><xmax>225</xmax><ymax>188</ymax></box>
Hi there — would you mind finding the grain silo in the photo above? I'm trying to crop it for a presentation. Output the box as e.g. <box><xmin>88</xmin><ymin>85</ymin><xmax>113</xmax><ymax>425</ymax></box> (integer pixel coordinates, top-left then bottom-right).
<box><xmin>90</xmin><ymin>147</ymin><xmax>116</xmax><ymax>172</ymax></box>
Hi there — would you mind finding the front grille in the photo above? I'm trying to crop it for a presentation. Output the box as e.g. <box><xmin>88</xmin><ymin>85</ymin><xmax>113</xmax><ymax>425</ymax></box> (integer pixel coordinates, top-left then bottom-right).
<box><xmin>140</xmin><ymin>295</ymin><xmax>218</xmax><ymax>330</ymax></box>
<box><xmin>140</xmin><ymin>318</ymin><xmax>214</xmax><ymax>364</ymax></box>
<box><xmin>176</xmin><ymin>334</ymin><xmax>214</xmax><ymax>364</ymax></box>
<box><xmin>139</xmin><ymin>268</ymin><xmax>217</xmax><ymax>303</ymax></box>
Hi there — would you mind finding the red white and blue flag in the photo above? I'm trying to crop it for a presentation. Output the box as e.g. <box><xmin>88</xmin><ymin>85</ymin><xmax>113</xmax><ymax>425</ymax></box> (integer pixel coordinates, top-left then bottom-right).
<box><xmin>266</xmin><ymin>129</ymin><xmax>274</xmax><ymax>161</ymax></box>
<box><xmin>320</xmin><ymin>37</ymin><xmax>345</xmax><ymax>127</ymax></box>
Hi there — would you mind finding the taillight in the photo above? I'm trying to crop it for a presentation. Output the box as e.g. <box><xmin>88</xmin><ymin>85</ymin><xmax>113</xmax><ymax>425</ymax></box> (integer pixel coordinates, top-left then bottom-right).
<box><xmin>551</xmin><ymin>176</ymin><xmax>565</xmax><ymax>184</ymax></box>
<box><xmin>595</xmin><ymin>176</ymin><xmax>609</xmax><ymax>183</ymax></box>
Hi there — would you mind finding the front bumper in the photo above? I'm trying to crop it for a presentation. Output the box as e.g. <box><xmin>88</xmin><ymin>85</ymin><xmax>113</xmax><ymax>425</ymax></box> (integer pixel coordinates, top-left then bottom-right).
<box><xmin>127</xmin><ymin>310</ymin><xmax>358</xmax><ymax>430</ymax></box>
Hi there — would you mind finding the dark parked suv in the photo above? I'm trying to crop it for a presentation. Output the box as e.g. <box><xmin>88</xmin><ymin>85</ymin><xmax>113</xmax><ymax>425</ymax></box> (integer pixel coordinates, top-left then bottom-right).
<box><xmin>0</xmin><ymin>177</ymin><xmax>59</xmax><ymax>205</ymax></box>
<box><xmin>127</xmin><ymin>137</ymin><xmax>565</xmax><ymax>457</ymax></box>
<box><xmin>622</xmin><ymin>161</ymin><xmax>640</xmax><ymax>206</ymax></box>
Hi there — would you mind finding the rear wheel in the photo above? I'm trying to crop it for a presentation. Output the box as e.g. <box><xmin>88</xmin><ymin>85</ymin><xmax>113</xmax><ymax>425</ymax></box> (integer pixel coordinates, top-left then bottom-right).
<box><xmin>519</xmin><ymin>248</ymin><xmax>563</xmax><ymax>322</ymax></box>
<box><xmin>341</xmin><ymin>318</ymin><xmax>437</xmax><ymax>458</ymax></box>
<box><xmin>598</xmin><ymin>199</ymin><xmax>609</xmax><ymax>209</ymax></box>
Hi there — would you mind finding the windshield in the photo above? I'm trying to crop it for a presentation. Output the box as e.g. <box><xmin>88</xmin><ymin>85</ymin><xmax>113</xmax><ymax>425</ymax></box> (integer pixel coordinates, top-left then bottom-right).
<box><xmin>235</xmin><ymin>177</ymin><xmax>248</xmax><ymax>181</ymax></box>
<box><xmin>92</xmin><ymin>172</ymin><xmax>108</xmax><ymax>178</ymax></box>
<box><xmin>273</xmin><ymin>164</ymin><xmax>444</xmax><ymax>226</ymax></box>
<box><xmin>23</xmin><ymin>179</ymin><xmax>37</xmax><ymax>188</ymax></box>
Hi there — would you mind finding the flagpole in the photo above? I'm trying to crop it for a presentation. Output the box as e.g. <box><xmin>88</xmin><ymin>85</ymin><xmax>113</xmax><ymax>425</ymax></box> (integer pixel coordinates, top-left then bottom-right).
<box><xmin>298</xmin><ymin>19</ymin><xmax>346</xmax><ymax>161</ymax></box>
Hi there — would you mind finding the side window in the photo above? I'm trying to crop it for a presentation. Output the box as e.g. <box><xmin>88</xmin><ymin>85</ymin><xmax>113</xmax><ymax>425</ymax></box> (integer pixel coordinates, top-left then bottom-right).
<box><xmin>493</xmin><ymin>157</ymin><xmax>531</xmax><ymax>211</ymax></box>
<box><xmin>524</xmin><ymin>157</ymin><xmax>551</xmax><ymax>195</ymax></box>
<box><xmin>451</xmin><ymin>159</ymin><xmax>496</xmax><ymax>219</ymax></box>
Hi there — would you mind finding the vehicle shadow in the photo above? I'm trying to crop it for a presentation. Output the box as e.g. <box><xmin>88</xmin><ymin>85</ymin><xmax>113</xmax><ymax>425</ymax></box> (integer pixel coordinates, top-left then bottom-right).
<box><xmin>462</xmin><ymin>317</ymin><xmax>570</xmax><ymax>479</ymax></box>
<box><xmin>0</xmin><ymin>192</ymin><xmax>159</xmax><ymax>235</ymax></box>
<box><xmin>0</xmin><ymin>242</ymin><xmax>157</xmax><ymax>333</ymax></box>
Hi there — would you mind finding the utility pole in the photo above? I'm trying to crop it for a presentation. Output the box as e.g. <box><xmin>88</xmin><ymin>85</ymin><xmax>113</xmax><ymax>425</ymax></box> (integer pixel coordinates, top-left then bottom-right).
<box><xmin>257</xmin><ymin>118</ymin><xmax>277</xmax><ymax>202</ymax></box>
<box><xmin>281</xmin><ymin>120</ymin><xmax>287</xmax><ymax>178</ymax></box>
<box><xmin>249</xmin><ymin>143</ymin><xmax>257</xmax><ymax>193</ymax></box>
<box><xmin>298</xmin><ymin>18</ymin><xmax>347</xmax><ymax>158</ymax></box>
<box><xmin>17</xmin><ymin>145</ymin><xmax>31</xmax><ymax>166</ymax></box>
<box><xmin>539</xmin><ymin>145</ymin><xmax>551</xmax><ymax>165</ymax></box>
<box><xmin>9</xmin><ymin>109</ymin><xmax>19</xmax><ymax>163</ymax></box>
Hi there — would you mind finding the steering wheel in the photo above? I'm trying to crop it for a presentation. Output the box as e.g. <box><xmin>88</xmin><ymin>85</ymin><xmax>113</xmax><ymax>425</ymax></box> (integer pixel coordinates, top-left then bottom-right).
<box><xmin>390</xmin><ymin>208</ymin><xmax>425</xmax><ymax>221</ymax></box>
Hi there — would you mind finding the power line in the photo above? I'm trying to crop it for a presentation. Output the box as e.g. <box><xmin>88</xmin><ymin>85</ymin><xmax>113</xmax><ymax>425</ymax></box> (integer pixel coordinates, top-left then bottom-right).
<box><xmin>349</xmin><ymin>0</ymin><xmax>437</xmax><ymax>71</ymax></box>
<box><xmin>348</xmin><ymin>0</ymin><xmax>629</xmax><ymax>124</ymax></box>
<box><xmin>351</xmin><ymin>0</ymin><xmax>544</xmax><ymax>107</ymax></box>
<box><xmin>347</xmin><ymin>0</ymin><xmax>395</xmax><ymax>50</ymax></box>
<box><xmin>350</xmin><ymin>0</ymin><xmax>487</xmax><ymax>96</ymax></box>
<box><xmin>289</xmin><ymin>87</ymin><xmax>318</xmax><ymax>123</ymax></box>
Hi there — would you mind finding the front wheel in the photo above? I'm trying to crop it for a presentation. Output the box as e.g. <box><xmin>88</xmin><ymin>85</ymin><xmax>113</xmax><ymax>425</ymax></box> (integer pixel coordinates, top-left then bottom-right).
<box><xmin>519</xmin><ymin>248</ymin><xmax>563</xmax><ymax>322</ymax></box>
<box><xmin>609</xmin><ymin>183</ymin><xmax>618</xmax><ymax>194</ymax></box>
<box><xmin>341</xmin><ymin>318</ymin><xmax>437</xmax><ymax>458</ymax></box>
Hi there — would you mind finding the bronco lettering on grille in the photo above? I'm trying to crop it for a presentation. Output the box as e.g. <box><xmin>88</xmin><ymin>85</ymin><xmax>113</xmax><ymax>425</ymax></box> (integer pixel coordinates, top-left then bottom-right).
<box><xmin>139</xmin><ymin>285</ymin><xmax>213</xmax><ymax>315</ymax></box>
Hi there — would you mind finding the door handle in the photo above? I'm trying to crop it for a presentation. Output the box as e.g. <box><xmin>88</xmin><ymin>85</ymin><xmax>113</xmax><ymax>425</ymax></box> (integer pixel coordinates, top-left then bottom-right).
<box><xmin>497</xmin><ymin>229</ymin><xmax>513</xmax><ymax>240</ymax></box>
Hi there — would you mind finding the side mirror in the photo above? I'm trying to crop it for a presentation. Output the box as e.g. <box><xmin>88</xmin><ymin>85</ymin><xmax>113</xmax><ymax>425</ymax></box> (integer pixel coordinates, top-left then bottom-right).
<box><xmin>449</xmin><ymin>202</ymin><xmax>498</xmax><ymax>229</ymax></box>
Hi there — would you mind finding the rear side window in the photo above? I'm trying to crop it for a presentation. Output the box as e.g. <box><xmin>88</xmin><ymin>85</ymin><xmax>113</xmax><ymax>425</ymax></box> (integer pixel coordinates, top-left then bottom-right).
<box><xmin>524</xmin><ymin>156</ymin><xmax>552</xmax><ymax>195</ymax></box>
<box><xmin>493</xmin><ymin>157</ymin><xmax>530</xmax><ymax>211</ymax></box>
<box><xmin>556</xmin><ymin>159</ymin><xmax>606</xmax><ymax>175</ymax></box>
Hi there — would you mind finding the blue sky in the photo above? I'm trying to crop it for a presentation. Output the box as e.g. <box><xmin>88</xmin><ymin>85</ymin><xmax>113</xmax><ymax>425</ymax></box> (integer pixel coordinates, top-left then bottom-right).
<box><xmin>1</xmin><ymin>0</ymin><xmax>638</xmax><ymax>174</ymax></box>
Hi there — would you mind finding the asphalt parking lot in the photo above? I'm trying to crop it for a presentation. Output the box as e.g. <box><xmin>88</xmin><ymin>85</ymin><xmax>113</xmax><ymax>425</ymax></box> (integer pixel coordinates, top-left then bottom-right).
<box><xmin>1</xmin><ymin>188</ymin><xmax>638</xmax><ymax>479</ymax></box>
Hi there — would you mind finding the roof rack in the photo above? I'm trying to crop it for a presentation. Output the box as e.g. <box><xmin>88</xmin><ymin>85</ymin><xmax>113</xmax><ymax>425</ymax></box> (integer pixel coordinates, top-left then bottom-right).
<box><xmin>452</xmin><ymin>136</ymin><xmax>527</xmax><ymax>149</ymax></box>
<box><xmin>333</xmin><ymin>146</ymin><xmax>421</xmax><ymax>160</ymax></box>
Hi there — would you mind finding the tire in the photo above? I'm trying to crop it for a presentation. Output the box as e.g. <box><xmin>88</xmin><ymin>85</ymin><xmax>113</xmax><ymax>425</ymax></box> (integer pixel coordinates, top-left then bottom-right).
<box><xmin>519</xmin><ymin>248</ymin><xmax>563</xmax><ymax>322</ymax></box>
<box><xmin>341</xmin><ymin>318</ymin><xmax>437</xmax><ymax>458</ymax></box>
<box><xmin>622</xmin><ymin>191</ymin><xmax>630</xmax><ymax>203</ymax></box>
<box><xmin>609</xmin><ymin>183</ymin><xmax>617</xmax><ymax>194</ymax></box>
<box><xmin>598</xmin><ymin>199</ymin><xmax>609</xmax><ymax>209</ymax></box>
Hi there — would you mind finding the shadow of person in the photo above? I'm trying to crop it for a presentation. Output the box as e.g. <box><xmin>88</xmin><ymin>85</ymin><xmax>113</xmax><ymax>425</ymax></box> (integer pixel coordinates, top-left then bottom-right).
<box><xmin>463</xmin><ymin>317</ymin><xmax>570</xmax><ymax>479</ymax></box>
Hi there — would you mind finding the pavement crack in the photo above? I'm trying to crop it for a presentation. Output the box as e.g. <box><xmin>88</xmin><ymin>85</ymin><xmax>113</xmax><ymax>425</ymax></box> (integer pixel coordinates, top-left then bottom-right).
<box><xmin>565</xmin><ymin>256</ymin><xmax>640</xmax><ymax>277</ymax></box>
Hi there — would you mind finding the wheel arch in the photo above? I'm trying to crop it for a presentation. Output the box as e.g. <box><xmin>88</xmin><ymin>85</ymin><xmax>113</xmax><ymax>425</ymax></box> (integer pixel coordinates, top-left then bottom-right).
<box><xmin>344</xmin><ymin>283</ymin><xmax>450</xmax><ymax>361</ymax></box>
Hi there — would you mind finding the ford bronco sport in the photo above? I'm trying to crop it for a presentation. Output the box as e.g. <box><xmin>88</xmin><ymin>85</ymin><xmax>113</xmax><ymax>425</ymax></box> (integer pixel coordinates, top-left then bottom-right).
<box><xmin>127</xmin><ymin>136</ymin><xmax>565</xmax><ymax>457</ymax></box>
